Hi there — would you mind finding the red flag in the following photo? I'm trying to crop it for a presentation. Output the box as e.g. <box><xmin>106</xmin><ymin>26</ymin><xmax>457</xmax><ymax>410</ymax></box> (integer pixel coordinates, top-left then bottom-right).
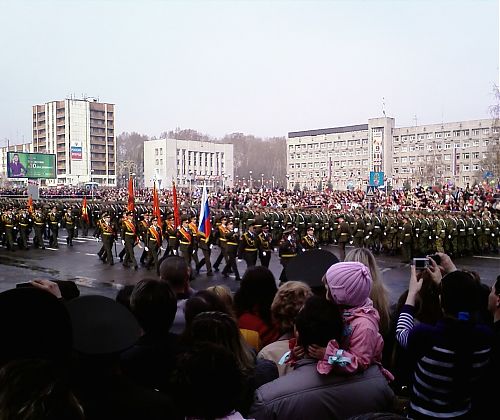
<box><xmin>82</xmin><ymin>196</ymin><xmax>89</xmax><ymax>223</ymax></box>
<box><xmin>127</xmin><ymin>175</ymin><xmax>135</xmax><ymax>212</ymax></box>
<box><xmin>172</xmin><ymin>181</ymin><xmax>180</xmax><ymax>228</ymax></box>
<box><xmin>153</xmin><ymin>181</ymin><xmax>162</xmax><ymax>227</ymax></box>
<box><xmin>27</xmin><ymin>195</ymin><xmax>33</xmax><ymax>213</ymax></box>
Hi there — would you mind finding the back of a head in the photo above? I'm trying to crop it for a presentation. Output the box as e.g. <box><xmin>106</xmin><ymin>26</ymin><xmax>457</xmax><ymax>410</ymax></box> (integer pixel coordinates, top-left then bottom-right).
<box><xmin>295</xmin><ymin>296</ymin><xmax>343</xmax><ymax>350</ymax></box>
<box><xmin>159</xmin><ymin>256</ymin><xmax>189</xmax><ymax>289</ymax></box>
<box><xmin>271</xmin><ymin>281</ymin><xmax>313</xmax><ymax>332</ymax></box>
<box><xmin>325</xmin><ymin>261</ymin><xmax>372</xmax><ymax>308</ymax></box>
<box><xmin>184</xmin><ymin>290</ymin><xmax>229</xmax><ymax>327</ymax></box>
<box><xmin>172</xmin><ymin>343</ymin><xmax>243</xmax><ymax>420</ymax></box>
<box><xmin>130</xmin><ymin>278</ymin><xmax>177</xmax><ymax>336</ymax></box>
<box><xmin>234</xmin><ymin>266</ymin><xmax>277</xmax><ymax>324</ymax></box>
<box><xmin>0</xmin><ymin>359</ymin><xmax>84</xmax><ymax>420</ymax></box>
<box><xmin>441</xmin><ymin>271</ymin><xmax>482</xmax><ymax>319</ymax></box>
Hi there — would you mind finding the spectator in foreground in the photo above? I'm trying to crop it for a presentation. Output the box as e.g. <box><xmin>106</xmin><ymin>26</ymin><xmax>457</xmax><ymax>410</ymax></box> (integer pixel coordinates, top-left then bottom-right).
<box><xmin>171</xmin><ymin>343</ymin><xmax>244</xmax><ymax>420</ymax></box>
<box><xmin>183</xmin><ymin>311</ymin><xmax>278</xmax><ymax>416</ymax></box>
<box><xmin>489</xmin><ymin>275</ymin><xmax>500</xmax><ymax>373</ymax></box>
<box><xmin>160</xmin><ymin>256</ymin><xmax>196</xmax><ymax>335</ymax></box>
<box><xmin>250</xmin><ymin>296</ymin><xmax>395</xmax><ymax>419</ymax></box>
<box><xmin>120</xmin><ymin>278</ymin><xmax>179</xmax><ymax>393</ymax></box>
<box><xmin>396</xmin><ymin>265</ymin><xmax>493</xmax><ymax>419</ymax></box>
<box><xmin>258</xmin><ymin>281</ymin><xmax>313</xmax><ymax>376</ymax></box>
<box><xmin>234</xmin><ymin>266</ymin><xmax>280</xmax><ymax>349</ymax></box>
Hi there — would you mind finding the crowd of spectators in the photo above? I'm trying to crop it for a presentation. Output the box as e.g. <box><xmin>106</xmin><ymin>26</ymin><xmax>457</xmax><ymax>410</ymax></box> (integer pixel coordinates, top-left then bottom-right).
<box><xmin>1</xmin><ymin>182</ymin><xmax>499</xmax><ymax>212</ymax></box>
<box><xmin>0</xmin><ymin>248</ymin><xmax>498</xmax><ymax>419</ymax></box>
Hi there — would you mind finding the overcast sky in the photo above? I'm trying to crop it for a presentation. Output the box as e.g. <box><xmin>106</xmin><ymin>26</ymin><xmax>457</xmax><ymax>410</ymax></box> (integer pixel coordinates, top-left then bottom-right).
<box><xmin>0</xmin><ymin>0</ymin><xmax>498</xmax><ymax>143</ymax></box>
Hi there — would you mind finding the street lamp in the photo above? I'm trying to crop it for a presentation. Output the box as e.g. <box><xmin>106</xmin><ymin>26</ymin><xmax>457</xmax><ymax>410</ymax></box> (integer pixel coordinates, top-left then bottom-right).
<box><xmin>188</xmin><ymin>170</ymin><xmax>193</xmax><ymax>195</ymax></box>
<box><xmin>272</xmin><ymin>175</ymin><xmax>275</xmax><ymax>190</ymax></box>
<box><xmin>261</xmin><ymin>173</ymin><xmax>264</xmax><ymax>188</ymax></box>
<box><xmin>221</xmin><ymin>171</ymin><xmax>225</xmax><ymax>190</ymax></box>
<box><xmin>249</xmin><ymin>170</ymin><xmax>253</xmax><ymax>189</ymax></box>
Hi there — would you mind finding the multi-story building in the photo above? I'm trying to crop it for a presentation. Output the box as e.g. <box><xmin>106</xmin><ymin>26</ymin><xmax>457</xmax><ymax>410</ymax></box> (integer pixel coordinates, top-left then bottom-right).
<box><xmin>287</xmin><ymin>117</ymin><xmax>498</xmax><ymax>190</ymax></box>
<box><xmin>32</xmin><ymin>98</ymin><xmax>116</xmax><ymax>186</ymax></box>
<box><xmin>143</xmin><ymin>138</ymin><xmax>234</xmax><ymax>189</ymax></box>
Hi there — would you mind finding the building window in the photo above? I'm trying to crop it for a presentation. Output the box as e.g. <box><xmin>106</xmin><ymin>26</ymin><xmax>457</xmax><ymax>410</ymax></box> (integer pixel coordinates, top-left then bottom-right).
<box><xmin>444</xmin><ymin>154</ymin><xmax>451</xmax><ymax>161</ymax></box>
<box><xmin>453</xmin><ymin>130</ymin><xmax>460</xmax><ymax>137</ymax></box>
<box><xmin>444</xmin><ymin>132</ymin><xmax>451</xmax><ymax>138</ymax></box>
<box><xmin>427</xmin><ymin>133</ymin><xmax>434</xmax><ymax>139</ymax></box>
<box><xmin>483</xmin><ymin>140</ymin><xmax>489</xmax><ymax>146</ymax></box>
<box><xmin>493</xmin><ymin>127</ymin><xmax>499</xmax><ymax>134</ymax></box>
<box><xmin>463</xmin><ymin>165</ymin><xmax>470</xmax><ymax>172</ymax></box>
<box><xmin>462</xmin><ymin>129</ymin><xmax>470</xmax><ymax>136</ymax></box>
<box><xmin>462</xmin><ymin>153</ymin><xmax>470</xmax><ymax>159</ymax></box>
<box><xmin>155</xmin><ymin>148</ymin><xmax>158</xmax><ymax>156</ymax></box>
<box><xmin>472</xmin><ymin>129</ymin><xmax>480</xmax><ymax>136</ymax></box>
<box><xmin>473</xmin><ymin>140</ymin><xmax>479</xmax><ymax>147</ymax></box>
<box><xmin>160</xmin><ymin>148</ymin><xmax>163</xmax><ymax>155</ymax></box>
<box><xmin>472</xmin><ymin>152</ymin><xmax>479</xmax><ymax>159</ymax></box>
<box><xmin>463</xmin><ymin>142</ymin><xmax>470</xmax><ymax>148</ymax></box>
<box><xmin>155</xmin><ymin>159</ymin><xmax>159</xmax><ymax>165</ymax></box>
<box><xmin>473</xmin><ymin>164</ymin><xmax>479</xmax><ymax>171</ymax></box>
<box><xmin>436</xmin><ymin>132</ymin><xmax>442</xmax><ymax>139</ymax></box>
<box><xmin>402</xmin><ymin>146</ymin><xmax>408</xmax><ymax>152</ymax></box>
<box><xmin>483</xmin><ymin>128</ymin><xmax>490</xmax><ymax>135</ymax></box>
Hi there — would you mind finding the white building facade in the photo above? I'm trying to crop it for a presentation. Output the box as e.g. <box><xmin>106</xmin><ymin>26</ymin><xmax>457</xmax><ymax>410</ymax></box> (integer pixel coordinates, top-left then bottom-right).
<box><xmin>32</xmin><ymin>98</ymin><xmax>116</xmax><ymax>186</ymax></box>
<box><xmin>287</xmin><ymin>117</ymin><xmax>498</xmax><ymax>190</ymax></box>
<box><xmin>143</xmin><ymin>138</ymin><xmax>234</xmax><ymax>189</ymax></box>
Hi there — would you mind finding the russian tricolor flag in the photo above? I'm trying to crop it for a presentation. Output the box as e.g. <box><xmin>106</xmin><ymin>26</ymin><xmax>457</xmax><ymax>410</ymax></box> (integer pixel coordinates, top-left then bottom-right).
<box><xmin>198</xmin><ymin>184</ymin><xmax>211</xmax><ymax>237</ymax></box>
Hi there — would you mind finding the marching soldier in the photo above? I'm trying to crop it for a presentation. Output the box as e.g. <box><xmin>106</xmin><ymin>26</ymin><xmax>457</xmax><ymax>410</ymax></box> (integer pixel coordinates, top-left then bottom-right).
<box><xmin>337</xmin><ymin>215</ymin><xmax>350</xmax><ymax>261</ymax></box>
<box><xmin>48</xmin><ymin>206</ymin><xmax>60</xmax><ymax>248</ymax></box>
<box><xmin>257</xmin><ymin>223</ymin><xmax>273</xmax><ymax>268</ymax></box>
<box><xmin>2</xmin><ymin>208</ymin><xmax>15</xmax><ymax>251</ymax></box>
<box><xmin>213</xmin><ymin>216</ymin><xmax>229</xmax><ymax>272</ymax></box>
<box><xmin>239</xmin><ymin>221</ymin><xmax>258</xmax><ymax>269</ymax></box>
<box><xmin>165</xmin><ymin>213</ymin><xmax>178</xmax><ymax>256</ymax></box>
<box><xmin>188</xmin><ymin>214</ymin><xmax>201</xmax><ymax>272</ymax></box>
<box><xmin>63</xmin><ymin>208</ymin><xmax>76</xmax><ymax>247</ymax></box>
<box><xmin>98</xmin><ymin>213</ymin><xmax>116</xmax><ymax>265</ymax></box>
<box><xmin>122</xmin><ymin>211</ymin><xmax>139</xmax><ymax>270</ymax></box>
<box><xmin>196</xmin><ymin>224</ymin><xmax>214</xmax><ymax>276</ymax></box>
<box><xmin>435</xmin><ymin>213</ymin><xmax>447</xmax><ymax>254</ymax></box>
<box><xmin>145</xmin><ymin>216</ymin><xmax>162</xmax><ymax>275</ymax></box>
<box><xmin>222</xmin><ymin>219</ymin><xmax>241</xmax><ymax>281</ymax></box>
<box><xmin>17</xmin><ymin>208</ymin><xmax>31</xmax><ymax>250</ymax></box>
<box><xmin>401</xmin><ymin>214</ymin><xmax>413</xmax><ymax>263</ymax></box>
<box><xmin>278</xmin><ymin>225</ymin><xmax>298</xmax><ymax>283</ymax></box>
<box><xmin>371</xmin><ymin>213</ymin><xmax>383</xmax><ymax>254</ymax></box>
<box><xmin>138</xmin><ymin>213</ymin><xmax>151</xmax><ymax>266</ymax></box>
<box><xmin>177</xmin><ymin>216</ymin><xmax>194</xmax><ymax>269</ymax></box>
<box><xmin>32</xmin><ymin>207</ymin><xmax>46</xmax><ymax>249</ymax></box>
<box><xmin>301</xmin><ymin>225</ymin><xmax>319</xmax><ymax>252</ymax></box>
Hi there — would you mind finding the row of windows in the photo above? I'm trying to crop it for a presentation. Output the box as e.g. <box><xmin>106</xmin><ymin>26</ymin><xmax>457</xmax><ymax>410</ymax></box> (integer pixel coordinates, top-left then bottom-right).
<box><xmin>393</xmin><ymin>127</ymin><xmax>498</xmax><ymax>143</ymax></box>
<box><xmin>288</xmin><ymin>169</ymin><xmax>369</xmax><ymax>179</ymax></box>
<box><xmin>288</xmin><ymin>139</ymin><xmax>369</xmax><ymax>151</ymax></box>
<box><xmin>393</xmin><ymin>163</ymin><xmax>480</xmax><ymax>174</ymax></box>
<box><xmin>290</xmin><ymin>149</ymin><xmax>369</xmax><ymax>159</ymax></box>
<box><xmin>393</xmin><ymin>152</ymin><xmax>486</xmax><ymax>164</ymax></box>
<box><xmin>393</xmin><ymin>139</ymin><xmax>490</xmax><ymax>153</ymax></box>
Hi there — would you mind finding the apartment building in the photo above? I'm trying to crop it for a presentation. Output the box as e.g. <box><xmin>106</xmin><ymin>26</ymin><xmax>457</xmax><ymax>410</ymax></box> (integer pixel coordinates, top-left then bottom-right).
<box><xmin>287</xmin><ymin>117</ymin><xmax>498</xmax><ymax>190</ymax></box>
<box><xmin>143</xmin><ymin>138</ymin><xmax>234</xmax><ymax>189</ymax></box>
<box><xmin>32</xmin><ymin>98</ymin><xmax>116</xmax><ymax>186</ymax></box>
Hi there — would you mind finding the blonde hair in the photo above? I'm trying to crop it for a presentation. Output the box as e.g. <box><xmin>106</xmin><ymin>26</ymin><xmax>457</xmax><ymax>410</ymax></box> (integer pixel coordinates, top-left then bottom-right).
<box><xmin>344</xmin><ymin>248</ymin><xmax>391</xmax><ymax>336</ymax></box>
<box><xmin>206</xmin><ymin>285</ymin><xmax>235</xmax><ymax>318</ymax></box>
<box><xmin>271</xmin><ymin>281</ymin><xmax>313</xmax><ymax>332</ymax></box>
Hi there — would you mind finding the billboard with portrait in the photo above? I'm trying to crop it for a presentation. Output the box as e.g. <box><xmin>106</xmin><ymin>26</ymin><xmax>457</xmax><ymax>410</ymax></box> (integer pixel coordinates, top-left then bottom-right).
<box><xmin>7</xmin><ymin>152</ymin><xmax>56</xmax><ymax>179</ymax></box>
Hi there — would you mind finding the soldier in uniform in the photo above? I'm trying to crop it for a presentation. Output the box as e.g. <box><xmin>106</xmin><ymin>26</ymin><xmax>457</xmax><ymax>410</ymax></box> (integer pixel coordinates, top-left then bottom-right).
<box><xmin>98</xmin><ymin>213</ymin><xmax>116</xmax><ymax>265</ymax></box>
<box><xmin>164</xmin><ymin>213</ymin><xmax>178</xmax><ymax>256</ymax></box>
<box><xmin>32</xmin><ymin>206</ymin><xmax>46</xmax><ymax>249</ymax></box>
<box><xmin>177</xmin><ymin>216</ymin><xmax>194</xmax><ymax>269</ymax></box>
<box><xmin>17</xmin><ymin>207</ymin><xmax>31</xmax><ymax>250</ymax></box>
<box><xmin>371</xmin><ymin>213</ymin><xmax>383</xmax><ymax>254</ymax></box>
<box><xmin>456</xmin><ymin>213</ymin><xmax>467</xmax><ymax>257</ymax></box>
<box><xmin>401</xmin><ymin>214</ymin><xmax>413</xmax><ymax>263</ymax></box>
<box><xmin>138</xmin><ymin>213</ymin><xmax>151</xmax><ymax>266</ymax></box>
<box><xmin>63</xmin><ymin>207</ymin><xmax>76</xmax><ymax>246</ymax></box>
<box><xmin>196</xmin><ymin>223</ymin><xmax>214</xmax><ymax>276</ymax></box>
<box><xmin>257</xmin><ymin>223</ymin><xmax>273</xmax><ymax>268</ymax></box>
<box><xmin>301</xmin><ymin>225</ymin><xmax>319</xmax><ymax>252</ymax></box>
<box><xmin>278</xmin><ymin>225</ymin><xmax>298</xmax><ymax>283</ymax></box>
<box><xmin>222</xmin><ymin>219</ymin><xmax>241</xmax><ymax>281</ymax></box>
<box><xmin>337</xmin><ymin>215</ymin><xmax>350</xmax><ymax>261</ymax></box>
<box><xmin>145</xmin><ymin>216</ymin><xmax>162</xmax><ymax>275</ymax></box>
<box><xmin>188</xmin><ymin>214</ymin><xmax>201</xmax><ymax>272</ymax></box>
<box><xmin>2</xmin><ymin>208</ymin><xmax>15</xmax><ymax>251</ymax></box>
<box><xmin>445</xmin><ymin>214</ymin><xmax>459</xmax><ymax>258</ymax></box>
<box><xmin>213</xmin><ymin>216</ymin><xmax>229</xmax><ymax>272</ymax></box>
<box><xmin>48</xmin><ymin>206</ymin><xmax>60</xmax><ymax>248</ymax></box>
<box><xmin>435</xmin><ymin>213</ymin><xmax>447</xmax><ymax>254</ymax></box>
<box><xmin>122</xmin><ymin>211</ymin><xmax>139</xmax><ymax>270</ymax></box>
<box><xmin>239</xmin><ymin>221</ymin><xmax>258</xmax><ymax>269</ymax></box>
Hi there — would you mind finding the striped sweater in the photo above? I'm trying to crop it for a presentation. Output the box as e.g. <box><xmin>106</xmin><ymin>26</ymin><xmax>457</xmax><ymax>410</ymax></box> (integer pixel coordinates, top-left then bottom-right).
<box><xmin>396</xmin><ymin>305</ymin><xmax>492</xmax><ymax>419</ymax></box>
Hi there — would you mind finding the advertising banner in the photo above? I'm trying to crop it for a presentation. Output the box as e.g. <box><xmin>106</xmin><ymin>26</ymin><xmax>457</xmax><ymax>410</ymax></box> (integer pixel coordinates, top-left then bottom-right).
<box><xmin>71</xmin><ymin>146</ymin><xmax>82</xmax><ymax>160</ymax></box>
<box><xmin>7</xmin><ymin>152</ymin><xmax>56</xmax><ymax>179</ymax></box>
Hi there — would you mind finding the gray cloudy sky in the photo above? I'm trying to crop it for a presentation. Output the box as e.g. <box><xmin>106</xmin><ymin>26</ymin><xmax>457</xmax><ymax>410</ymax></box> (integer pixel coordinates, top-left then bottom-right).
<box><xmin>0</xmin><ymin>0</ymin><xmax>498</xmax><ymax>143</ymax></box>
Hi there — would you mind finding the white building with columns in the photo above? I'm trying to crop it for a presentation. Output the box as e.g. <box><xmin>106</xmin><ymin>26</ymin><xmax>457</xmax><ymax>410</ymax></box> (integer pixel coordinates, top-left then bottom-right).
<box><xmin>143</xmin><ymin>138</ymin><xmax>234</xmax><ymax>189</ymax></box>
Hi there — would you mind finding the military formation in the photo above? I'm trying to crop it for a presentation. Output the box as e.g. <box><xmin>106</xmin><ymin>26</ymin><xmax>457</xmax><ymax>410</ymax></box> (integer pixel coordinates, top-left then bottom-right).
<box><xmin>1</xmin><ymin>199</ymin><xmax>499</xmax><ymax>279</ymax></box>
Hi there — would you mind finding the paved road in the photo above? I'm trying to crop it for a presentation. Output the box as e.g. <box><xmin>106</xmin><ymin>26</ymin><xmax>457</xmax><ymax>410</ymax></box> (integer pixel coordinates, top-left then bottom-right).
<box><xmin>0</xmin><ymin>235</ymin><xmax>499</xmax><ymax>303</ymax></box>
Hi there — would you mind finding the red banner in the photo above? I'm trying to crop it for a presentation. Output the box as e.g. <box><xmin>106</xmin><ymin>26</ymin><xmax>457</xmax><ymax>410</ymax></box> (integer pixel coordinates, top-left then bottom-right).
<box><xmin>127</xmin><ymin>176</ymin><xmax>135</xmax><ymax>212</ymax></box>
<box><xmin>153</xmin><ymin>181</ymin><xmax>162</xmax><ymax>228</ymax></box>
<box><xmin>82</xmin><ymin>196</ymin><xmax>89</xmax><ymax>223</ymax></box>
<box><xmin>172</xmin><ymin>181</ymin><xmax>180</xmax><ymax>228</ymax></box>
<box><xmin>27</xmin><ymin>195</ymin><xmax>33</xmax><ymax>213</ymax></box>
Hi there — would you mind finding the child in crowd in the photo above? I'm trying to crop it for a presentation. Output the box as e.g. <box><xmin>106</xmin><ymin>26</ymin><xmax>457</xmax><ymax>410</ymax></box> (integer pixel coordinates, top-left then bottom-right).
<box><xmin>316</xmin><ymin>262</ymin><xmax>392</xmax><ymax>380</ymax></box>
